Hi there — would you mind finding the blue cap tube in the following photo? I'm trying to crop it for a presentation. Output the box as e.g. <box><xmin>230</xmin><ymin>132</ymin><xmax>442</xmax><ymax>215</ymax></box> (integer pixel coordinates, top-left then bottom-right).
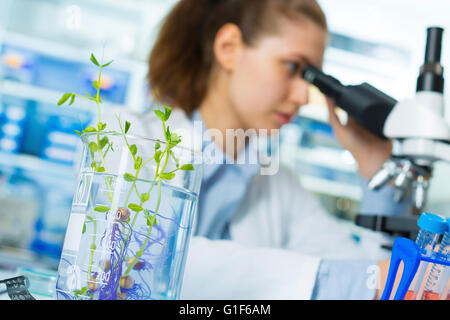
<box><xmin>404</xmin><ymin>212</ymin><xmax>447</xmax><ymax>299</ymax></box>
<box><xmin>420</xmin><ymin>218</ymin><xmax>450</xmax><ymax>300</ymax></box>
<box><xmin>417</xmin><ymin>212</ymin><xmax>447</xmax><ymax>234</ymax></box>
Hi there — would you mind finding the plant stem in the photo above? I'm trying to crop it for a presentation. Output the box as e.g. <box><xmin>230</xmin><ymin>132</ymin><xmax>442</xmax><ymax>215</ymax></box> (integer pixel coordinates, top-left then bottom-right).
<box><xmin>92</xmin><ymin>66</ymin><xmax>115</xmax><ymax>202</ymax></box>
<box><xmin>124</xmin><ymin>180</ymin><xmax>161</xmax><ymax>276</ymax></box>
<box><xmin>121</xmin><ymin>139</ymin><xmax>171</xmax><ymax>276</ymax></box>
<box><xmin>96</xmin><ymin>67</ymin><xmax>103</xmax><ymax>124</ymax></box>
<box><xmin>87</xmin><ymin>195</ymin><xmax>97</xmax><ymax>283</ymax></box>
<box><xmin>74</xmin><ymin>93</ymin><xmax>96</xmax><ymax>103</ymax></box>
<box><xmin>122</xmin><ymin>124</ymin><xmax>172</xmax><ymax>274</ymax></box>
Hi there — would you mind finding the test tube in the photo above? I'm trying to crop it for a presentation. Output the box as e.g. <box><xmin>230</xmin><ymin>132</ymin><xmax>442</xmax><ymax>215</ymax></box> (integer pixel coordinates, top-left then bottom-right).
<box><xmin>420</xmin><ymin>218</ymin><xmax>449</xmax><ymax>300</ymax></box>
<box><xmin>403</xmin><ymin>212</ymin><xmax>447</xmax><ymax>300</ymax></box>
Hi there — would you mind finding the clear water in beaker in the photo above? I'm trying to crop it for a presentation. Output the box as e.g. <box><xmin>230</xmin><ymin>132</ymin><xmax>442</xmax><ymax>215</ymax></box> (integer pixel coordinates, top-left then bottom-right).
<box><xmin>56</xmin><ymin>172</ymin><xmax>197</xmax><ymax>300</ymax></box>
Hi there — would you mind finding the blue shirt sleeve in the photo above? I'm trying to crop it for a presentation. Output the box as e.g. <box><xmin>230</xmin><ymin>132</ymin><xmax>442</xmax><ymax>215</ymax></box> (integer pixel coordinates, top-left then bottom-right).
<box><xmin>311</xmin><ymin>259</ymin><xmax>378</xmax><ymax>300</ymax></box>
<box><xmin>311</xmin><ymin>179</ymin><xmax>415</xmax><ymax>300</ymax></box>
<box><xmin>358</xmin><ymin>177</ymin><xmax>412</xmax><ymax>216</ymax></box>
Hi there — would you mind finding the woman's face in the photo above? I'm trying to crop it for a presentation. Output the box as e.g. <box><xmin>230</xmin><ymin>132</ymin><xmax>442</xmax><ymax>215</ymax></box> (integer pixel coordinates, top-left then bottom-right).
<box><xmin>227</xmin><ymin>17</ymin><xmax>327</xmax><ymax>132</ymax></box>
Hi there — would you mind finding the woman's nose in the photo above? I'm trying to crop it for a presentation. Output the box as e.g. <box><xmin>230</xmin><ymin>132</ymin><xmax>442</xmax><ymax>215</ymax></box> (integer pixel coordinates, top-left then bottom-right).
<box><xmin>289</xmin><ymin>77</ymin><xmax>309</xmax><ymax>107</ymax></box>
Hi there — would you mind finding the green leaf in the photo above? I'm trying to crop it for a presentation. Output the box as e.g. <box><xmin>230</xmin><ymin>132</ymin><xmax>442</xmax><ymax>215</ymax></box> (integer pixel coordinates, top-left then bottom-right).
<box><xmin>74</xmin><ymin>130</ymin><xmax>82</xmax><ymax>136</ymax></box>
<box><xmin>128</xmin><ymin>203</ymin><xmax>144</xmax><ymax>212</ymax></box>
<box><xmin>89</xmin><ymin>142</ymin><xmax>98</xmax><ymax>153</ymax></box>
<box><xmin>140</xmin><ymin>193</ymin><xmax>150</xmax><ymax>202</ymax></box>
<box><xmin>159</xmin><ymin>172</ymin><xmax>175</xmax><ymax>180</ymax></box>
<box><xmin>164</xmin><ymin>105</ymin><xmax>172</xmax><ymax>120</ymax></box>
<box><xmin>169</xmin><ymin>133</ymin><xmax>181</xmax><ymax>147</ymax></box>
<box><xmin>180</xmin><ymin>164</ymin><xmax>194</xmax><ymax>171</ymax></box>
<box><xmin>82</xmin><ymin>223</ymin><xmax>86</xmax><ymax>234</ymax></box>
<box><xmin>69</xmin><ymin>94</ymin><xmax>76</xmax><ymax>106</ymax></box>
<box><xmin>147</xmin><ymin>215</ymin><xmax>157</xmax><ymax>227</ymax></box>
<box><xmin>134</xmin><ymin>156</ymin><xmax>142</xmax><ymax>170</ymax></box>
<box><xmin>125</xmin><ymin>121</ymin><xmax>131</xmax><ymax>134</ymax></box>
<box><xmin>124</xmin><ymin>173</ymin><xmax>136</xmax><ymax>182</ymax></box>
<box><xmin>57</xmin><ymin>93</ymin><xmax>72</xmax><ymax>106</ymax></box>
<box><xmin>154</xmin><ymin>109</ymin><xmax>167</xmax><ymax>122</ymax></box>
<box><xmin>90</xmin><ymin>53</ymin><xmax>100</xmax><ymax>67</ymax></box>
<box><xmin>129</xmin><ymin>144</ymin><xmax>137</xmax><ymax>156</ymax></box>
<box><xmin>92</xmin><ymin>81</ymin><xmax>100</xmax><ymax>90</ymax></box>
<box><xmin>99</xmin><ymin>136</ymin><xmax>109</xmax><ymax>149</ymax></box>
<box><xmin>155</xmin><ymin>142</ymin><xmax>160</xmax><ymax>150</ymax></box>
<box><xmin>95</xmin><ymin>166</ymin><xmax>105</xmax><ymax>173</ymax></box>
<box><xmin>97</xmin><ymin>122</ymin><xmax>107</xmax><ymax>131</ymax></box>
<box><xmin>170</xmin><ymin>133</ymin><xmax>181</xmax><ymax>142</ymax></box>
<box><xmin>165</xmin><ymin>126</ymin><xmax>171</xmax><ymax>141</ymax></box>
<box><xmin>102</xmin><ymin>60</ymin><xmax>114</xmax><ymax>68</ymax></box>
<box><xmin>154</xmin><ymin>150</ymin><xmax>162</xmax><ymax>163</ymax></box>
<box><xmin>170</xmin><ymin>150</ymin><xmax>180</xmax><ymax>167</ymax></box>
<box><xmin>94</xmin><ymin>206</ymin><xmax>110</xmax><ymax>213</ymax></box>
<box><xmin>95</xmin><ymin>93</ymin><xmax>102</xmax><ymax>103</ymax></box>
<box><xmin>83</xmin><ymin>126</ymin><xmax>97</xmax><ymax>133</ymax></box>
<box><xmin>74</xmin><ymin>286</ymin><xmax>89</xmax><ymax>297</ymax></box>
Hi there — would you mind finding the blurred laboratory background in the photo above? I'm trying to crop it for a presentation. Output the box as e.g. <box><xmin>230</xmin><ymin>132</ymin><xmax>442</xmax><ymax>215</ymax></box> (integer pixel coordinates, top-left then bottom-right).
<box><xmin>0</xmin><ymin>0</ymin><xmax>450</xmax><ymax>272</ymax></box>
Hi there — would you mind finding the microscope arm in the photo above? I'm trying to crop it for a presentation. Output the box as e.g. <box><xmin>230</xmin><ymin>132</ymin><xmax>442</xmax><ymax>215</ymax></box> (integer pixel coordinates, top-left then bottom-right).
<box><xmin>433</xmin><ymin>140</ymin><xmax>450</xmax><ymax>163</ymax></box>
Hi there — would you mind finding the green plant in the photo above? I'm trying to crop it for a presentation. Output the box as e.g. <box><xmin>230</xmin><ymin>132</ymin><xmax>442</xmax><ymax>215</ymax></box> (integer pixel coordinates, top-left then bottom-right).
<box><xmin>57</xmin><ymin>52</ymin><xmax>194</xmax><ymax>299</ymax></box>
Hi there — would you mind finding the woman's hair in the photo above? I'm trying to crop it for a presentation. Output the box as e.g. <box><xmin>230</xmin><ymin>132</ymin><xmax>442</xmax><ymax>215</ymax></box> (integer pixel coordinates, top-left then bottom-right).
<box><xmin>148</xmin><ymin>0</ymin><xmax>327</xmax><ymax>116</ymax></box>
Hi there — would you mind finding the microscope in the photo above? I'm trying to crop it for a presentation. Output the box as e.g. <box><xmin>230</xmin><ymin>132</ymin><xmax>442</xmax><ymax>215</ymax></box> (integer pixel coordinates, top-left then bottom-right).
<box><xmin>302</xmin><ymin>27</ymin><xmax>449</xmax><ymax>240</ymax></box>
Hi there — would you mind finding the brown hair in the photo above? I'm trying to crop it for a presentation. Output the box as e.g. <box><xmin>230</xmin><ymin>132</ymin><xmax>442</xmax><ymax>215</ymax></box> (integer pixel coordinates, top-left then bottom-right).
<box><xmin>148</xmin><ymin>0</ymin><xmax>327</xmax><ymax>116</ymax></box>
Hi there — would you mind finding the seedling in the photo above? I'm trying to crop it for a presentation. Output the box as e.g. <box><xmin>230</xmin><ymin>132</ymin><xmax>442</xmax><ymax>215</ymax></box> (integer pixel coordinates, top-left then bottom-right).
<box><xmin>57</xmin><ymin>53</ymin><xmax>194</xmax><ymax>299</ymax></box>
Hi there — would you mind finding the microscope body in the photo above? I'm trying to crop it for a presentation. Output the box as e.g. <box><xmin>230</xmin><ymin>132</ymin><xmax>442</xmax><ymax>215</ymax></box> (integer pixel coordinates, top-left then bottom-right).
<box><xmin>371</xmin><ymin>27</ymin><xmax>449</xmax><ymax>210</ymax></box>
<box><xmin>303</xmin><ymin>27</ymin><xmax>449</xmax><ymax>213</ymax></box>
<box><xmin>378</xmin><ymin>90</ymin><xmax>450</xmax><ymax>209</ymax></box>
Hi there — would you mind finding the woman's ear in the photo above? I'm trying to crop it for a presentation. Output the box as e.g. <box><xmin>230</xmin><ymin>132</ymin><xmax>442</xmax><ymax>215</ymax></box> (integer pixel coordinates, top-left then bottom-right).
<box><xmin>213</xmin><ymin>23</ymin><xmax>244</xmax><ymax>72</ymax></box>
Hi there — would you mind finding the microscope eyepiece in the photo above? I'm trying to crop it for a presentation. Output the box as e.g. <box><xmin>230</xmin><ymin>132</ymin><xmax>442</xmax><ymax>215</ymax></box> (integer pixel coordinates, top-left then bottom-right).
<box><xmin>302</xmin><ymin>65</ymin><xmax>343</xmax><ymax>99</ymax></box>
<box><xmin>417</xmin><ymin>27</ymin><xmax>445</xmax><ymax>93</ymax></box>
<box><xmin>301</xmin><ymin>65</ymin><xmax>396</xmax><ymax>139</ymax></box>
<box><xmin>425</xmin><ymin>27</ymin><xmax>444</xmax><ymax>64</ymax></box>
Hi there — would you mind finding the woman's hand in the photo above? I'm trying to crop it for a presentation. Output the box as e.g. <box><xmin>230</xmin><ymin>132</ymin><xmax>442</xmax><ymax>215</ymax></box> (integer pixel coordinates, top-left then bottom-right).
<box><xmin>375</xmin><ymin>259</ymin><xmax>397</xmax><ymax>300</ymax></box>
<box><xmin>326</xmin><ymin>98</ymin><xmax>393</xmax><ymax>180</ymax></box>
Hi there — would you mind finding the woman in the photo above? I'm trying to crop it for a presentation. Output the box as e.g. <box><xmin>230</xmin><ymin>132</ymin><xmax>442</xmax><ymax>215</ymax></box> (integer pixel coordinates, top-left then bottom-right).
<box><xmin>108</xmin><ymin>0</ymin><xmax>409</xmax><ymax>299</ymax></box>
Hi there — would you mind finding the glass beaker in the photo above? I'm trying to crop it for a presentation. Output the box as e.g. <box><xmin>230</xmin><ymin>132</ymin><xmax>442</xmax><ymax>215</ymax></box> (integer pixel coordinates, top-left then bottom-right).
<box><xmin>56</xmin><ymin>131</ymin><xmax>202</xmax><ymax>300</ymax></box>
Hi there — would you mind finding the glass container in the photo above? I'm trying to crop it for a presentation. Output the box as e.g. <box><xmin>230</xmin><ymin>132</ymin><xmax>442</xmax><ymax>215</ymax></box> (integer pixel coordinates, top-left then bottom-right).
<box><xmin>56</xmin><ymin>131</ymin><xmax>202</xmax><ymax>300</ymax></box>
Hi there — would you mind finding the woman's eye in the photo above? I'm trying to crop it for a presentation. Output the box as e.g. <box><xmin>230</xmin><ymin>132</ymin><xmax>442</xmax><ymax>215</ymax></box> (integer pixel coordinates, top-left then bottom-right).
<box><xmin>286</xmin><ymin>61</ymin><xmax>301</xmax><ymax>74</ymax></box>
